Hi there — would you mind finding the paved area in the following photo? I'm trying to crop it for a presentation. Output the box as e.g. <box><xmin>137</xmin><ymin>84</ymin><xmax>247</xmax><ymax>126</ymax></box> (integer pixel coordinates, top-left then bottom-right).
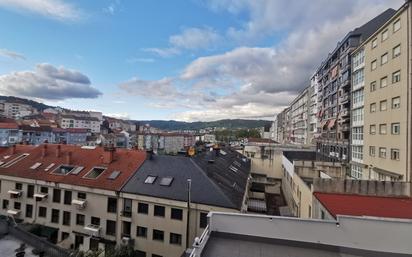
<box><xmin>0</xmin><ymin>234</ymin><xmax>37</xmax><ymax>257</ymax></box>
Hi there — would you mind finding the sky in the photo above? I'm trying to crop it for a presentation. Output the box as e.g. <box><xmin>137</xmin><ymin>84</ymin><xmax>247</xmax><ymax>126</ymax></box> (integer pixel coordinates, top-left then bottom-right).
<box><xmin>0</xmin><ymin>0</ymin><xmax>404</xmax><ymax>121</ymax></box>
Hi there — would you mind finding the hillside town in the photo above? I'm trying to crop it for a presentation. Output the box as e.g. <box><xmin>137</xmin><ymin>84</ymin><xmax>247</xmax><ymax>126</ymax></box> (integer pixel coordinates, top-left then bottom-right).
<box><xmin>0</xmin><ymin>1</ymin><xmax>411</xmax><ymax>257</ymax></box>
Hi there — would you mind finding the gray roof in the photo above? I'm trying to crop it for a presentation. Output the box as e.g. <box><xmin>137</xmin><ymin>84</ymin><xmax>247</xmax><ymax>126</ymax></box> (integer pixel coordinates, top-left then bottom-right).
<box><xmin>121</xmin><ymin>148</ymin><xmax>250</xmax><ymax>210</ymax></box>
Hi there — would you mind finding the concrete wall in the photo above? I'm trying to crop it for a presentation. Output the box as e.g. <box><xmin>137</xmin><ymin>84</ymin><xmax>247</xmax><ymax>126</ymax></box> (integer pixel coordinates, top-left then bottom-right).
<box><xmin>313</xmin><ymin>178</ymin><xmax>412</xmax><ymax>197</ymax></box>
<box><xmin>207</xmin><ymin>212</ymin><xmax>412</xmax><ymax>255</ymax></box>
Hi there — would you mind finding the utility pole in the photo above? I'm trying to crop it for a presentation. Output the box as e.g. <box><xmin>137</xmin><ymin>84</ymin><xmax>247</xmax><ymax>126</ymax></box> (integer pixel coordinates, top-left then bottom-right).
<box><xmin>186</xmin><ymin>179</ymin><xmax>192</xmax><ymax>250</ymax></box>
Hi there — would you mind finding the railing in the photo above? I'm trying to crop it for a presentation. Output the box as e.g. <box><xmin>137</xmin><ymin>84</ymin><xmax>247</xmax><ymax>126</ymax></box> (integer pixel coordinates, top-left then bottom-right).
<box><xmin>0</xmin><ymin>219</ymin><xmax>70</xmax><ymax>257</ymax></box>
<box><xmin>188</xmin><ymin>225</ymin><xmax>211</xmax><ymax>257</ymax></box>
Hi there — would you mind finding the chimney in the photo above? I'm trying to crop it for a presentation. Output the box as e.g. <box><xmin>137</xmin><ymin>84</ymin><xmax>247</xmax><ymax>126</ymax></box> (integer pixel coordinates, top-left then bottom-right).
<box><xmin>56</xmin><ymin>145</ymin><xmax>61</xmax><ymax>158</ymax></box>
<box><xmin>41</xmin><ymin>144</ymin><xmax>47</xmax><ymax>158</ymax></box>
<box><xmin>103</xmin><ymin>145</ymin><xmax>115</xmax><ymax>164</ymax></box>
<box><xmin>10</xmin><ymin>144</ymin><xmax>16</xmax><ymax>155</ymax></box>
<box><xmin>66</xmin><ymin>151</ymin><xmax>72</xmax><ymax>165</ymax></box>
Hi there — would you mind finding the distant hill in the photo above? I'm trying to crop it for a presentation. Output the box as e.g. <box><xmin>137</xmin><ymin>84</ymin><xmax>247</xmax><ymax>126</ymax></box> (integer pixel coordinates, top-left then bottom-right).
<box><xmin>0</xmin><ymin>95</ymin><xmax>53</xmax><ymax>111</ymax></box>
<box><xmin>135</xmin><ymin>119</ymin><xmax>271</xmax><ymax>130</ymax></box>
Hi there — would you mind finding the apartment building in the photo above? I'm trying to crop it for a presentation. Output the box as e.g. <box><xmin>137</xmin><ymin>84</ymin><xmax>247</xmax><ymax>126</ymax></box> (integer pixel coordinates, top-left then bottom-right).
<box><xmin>350</xmin><ymin>47</ymin><xmax>365</xmax><ymax>179</ymax></box>
<box><xmin>0</xmin><ymin>101</ymin><xmax>37</xmax><ymax>119</ymax></box>
<box><xmin>51</xmin><ymin>128</ymin><xmax>89</xmax><ymax>145</ymax></box>
<box><xmin>308</xmin><ymin>74</ymin><xmax>320</xmax><ymax>144</ymax></box>
<box><xmin>0</xmin><ymin>144</ymin><xmax>249</xmax><ymax>257</ymax></box>
<box><xmin>290</xmin><ymin>88</ymin><xmax>309</xmax><ymax>145</ymax></box>
<box><xmin>0</xmin><ymin>118</ymin><xmax>19</xmax><ymax>147</ymax></box>
<box><xmin>362</xmin><ymin>1</ymin><xmax>412</xmax><ymax>181</ymax></box>
<box><xmin>59</xmin><ymin>114</ymin><xmax>100</xmax><ymax>133</ymax></box>
<box><xmin>315</xmin><ymin>9</ymin><xmax>396</xmax><ymax>168</ymax></box>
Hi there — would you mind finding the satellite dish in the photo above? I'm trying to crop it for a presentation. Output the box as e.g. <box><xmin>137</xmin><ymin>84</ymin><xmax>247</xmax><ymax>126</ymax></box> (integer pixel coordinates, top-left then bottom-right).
<box><xmin>188</xmin><ymin>147</ymin><xmax>195</xmax><ymax>156</ymax></box>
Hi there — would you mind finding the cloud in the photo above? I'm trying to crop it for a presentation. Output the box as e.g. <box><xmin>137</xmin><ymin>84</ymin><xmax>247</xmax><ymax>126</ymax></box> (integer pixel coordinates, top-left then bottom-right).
<box><xmin>0</xmin><ymin>63</ymin><xmax>101</xmax><ymax>100</ymax></box>
<box><xmin>126</xmin><ymin>57</ymin><xmax>155</xmax><ymax>64</ymax></box>
<box><xmin>123</xmin><ymin>0</ymin><xmax>403</xmax><ymax>121</ymax></box>
<box><xmin>106</xmin><ymin>112</ymin><xmax>130</xmax><ymax>119</ymax></box>
<box><xmin>103</xmin><ymin>0</ymin><xmax>121</xmax><ymax>15</ymax></box>
<box><xmin>0</xmin><ymin>0</ymin><xmax>82</xmax><ymax>21</ymax></box>
<box><xmin>0</xmin><ymin>49</ymin><xmax>26</xmax><ymax>60</ymax></box>
<box><xmin>143</xmin><ymin>27</ymin><xmax>221</xmax><ymax>57</ymax></box>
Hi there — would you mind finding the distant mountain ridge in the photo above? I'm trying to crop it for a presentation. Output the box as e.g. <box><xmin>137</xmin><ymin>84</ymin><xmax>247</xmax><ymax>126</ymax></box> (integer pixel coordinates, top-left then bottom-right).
<box><xmin>135</xmin><ymin>119</ymin><xmax>271</xmax><ymax>130</ymax></box>
<box><xmin>0</xmin><ymin>95</ymin><xmax>53</xmax><ymax>111</ymax></box>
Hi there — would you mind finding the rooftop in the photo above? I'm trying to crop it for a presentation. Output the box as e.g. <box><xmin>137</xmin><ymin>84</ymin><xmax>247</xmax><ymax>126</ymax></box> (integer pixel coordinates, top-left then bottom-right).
<box><xmin>0</xmin><ymin>144</ymin><xmax>146</xmax><ymax>191</ymax></box>
<box><xmin>314</xmin><ymin>192</ymin><xmax>412</xmax><ymax>219</ymax></box>
<box><xmin>122</xmin><ymin>147</ymin><xmax>250</xmax><ymax>210</ymax></box>
<box><xmin>283</xmin><ymin>150</ymin><xmax>316</xmax><ymax>162</ymax></box>
<box><xmin>189</xmin><ymin>212</ymin><xmax>412</xmax><ymax>257</ymax></box>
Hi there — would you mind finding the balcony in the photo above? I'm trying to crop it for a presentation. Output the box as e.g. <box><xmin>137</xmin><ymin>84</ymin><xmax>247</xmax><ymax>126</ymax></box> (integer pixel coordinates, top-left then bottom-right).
<box><xmin>8</xmin><ymin>190</ymin><xmax>22</xmax><ymax>198</ymax></box>
<box><xmin>7</xmin><ymin>209</ymin><xmax>21</xmax><ymax>216</ymax></box>
<box><xmin>72</xmin><ymin>199</ymin><xmax>87</xmax><ymax>209</ymax></box>
<box><xmin>339</xmin><ymin>94</ymin><xmax>349</xmax><ymax>104</ymax></box>
<box><xmin>340</xmin><ymin>109</ymin><xmax>349</xmax><ymax>117</ymax></box>
<box><xmin>121</xmin><ymin>210</ymin><xmax>132</xmax><ymax>217</ymax></box>
<box><xmin>34</xmin><ymin>193</ymin><xmax>48</xmax><ymax>202</ymax></box>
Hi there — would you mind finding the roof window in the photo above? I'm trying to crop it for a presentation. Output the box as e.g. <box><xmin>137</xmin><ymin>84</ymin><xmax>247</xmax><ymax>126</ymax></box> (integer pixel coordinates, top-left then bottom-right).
<box><xmin>144</xmin><ymin>175</ymin><xmax>157</xmax><ymax>184</ymax></box>
<box><xmin>52</xmin><ymin>165</ymin><xmax>75</xmax><ymax>175</ymax></box>
<box><xmin>84</xmin><ymin>167</ymin><xmax>106</xmax><ymax>179</ymax></box>
<box><xmin>1</xmin><ymin>154</ymin><xmax>29</xmax><ymax>168</ymax></box>
<box><xmin>44</xmin><ymin>163</ymin><xmax>55</xmax><ymax>171</ymax></box>
<box><xmin>159</xmin><ymin>177</ymin><xmax>174</xmax><ymax>187</ymax></box>
<box><xmin>30</xmin><ymin>162</ymin><xmax>42</xmax><ymax>170</ymax></box>
<box><xmin>108</xmin><ymin>171</ymin><xmax>121</xmax><ymax>180</ymax></box>
<box><xmin>71</xmin><ymin>166</ymin><xmax>84</xmax><ymax>175</ymax></box>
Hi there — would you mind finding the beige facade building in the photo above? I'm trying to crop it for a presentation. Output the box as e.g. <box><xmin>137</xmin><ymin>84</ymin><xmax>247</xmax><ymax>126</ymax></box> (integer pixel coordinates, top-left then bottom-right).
<box><xmin>362</xmin><ymin>1</ymin><xmax>412</xmax><ymax>181</ymax></box>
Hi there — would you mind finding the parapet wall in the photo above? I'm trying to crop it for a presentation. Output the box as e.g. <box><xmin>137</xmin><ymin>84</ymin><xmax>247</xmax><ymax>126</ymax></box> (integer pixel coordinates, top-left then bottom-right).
<box><xmin>313</xmin><ymin>178</ymin><xmax>411</xmax><ymax>197</ymax></box>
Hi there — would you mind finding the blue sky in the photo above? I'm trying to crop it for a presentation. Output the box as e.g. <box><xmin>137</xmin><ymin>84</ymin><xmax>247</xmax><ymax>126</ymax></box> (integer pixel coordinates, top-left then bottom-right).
<box><xmin>0</xmin><ymin>0</ymin><xmax>403</xmax><ymax>121</ymax></box>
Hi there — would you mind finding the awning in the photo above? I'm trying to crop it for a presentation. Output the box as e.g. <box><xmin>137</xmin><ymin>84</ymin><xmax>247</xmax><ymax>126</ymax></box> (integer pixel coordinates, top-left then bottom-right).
<box><xmin>321</xmin><ymin>120</ymin><xmax>329</xmax><ymax>129</ymax></box>
<box><xmin>34</xmin><ymin>193</ymin><xmax>48</xmax><ymax>199</ymax></box>
<box><xmin>7</xmin><ymin>209</ymin><xmax>20</xmax><ymax>215</ymax></box>
<box><xmin>84</xmin><ymin>224</ymin><xmax>101</xmax><ymax>233</ymax></box>
<box><xmin>328</xmin><ymin>119</ymin><xmax>336</xmax><ymax>129</ymax></box>
<box><xmin>7</xmin><ymin>190</ymin><xmax>21</xmax><ymax>195</ymax></box>
<box><xmin>372</xmin><ymin>167</ymin><xmax>403</xmax><ymax>179</ymax></box>
<box><xmin>72</xmin><ymin>199</ymin><xmax>86</xmax><ymax>207</ymax></box>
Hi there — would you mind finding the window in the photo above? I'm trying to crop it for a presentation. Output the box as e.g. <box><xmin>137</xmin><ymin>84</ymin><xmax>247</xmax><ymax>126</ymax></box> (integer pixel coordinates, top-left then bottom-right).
<box><xmin>352</xmin><ymin>69</ymin><xmax>364</xmax><ymax>86</ymax></box>
<box><xmin>84</xmin><ymin>167</ymin><xmax>106</xmax><ymax>179</ymax></box>
<box><xmin>15</xmin><ymin>183</ymin><xmax>22</xmax><ymax>190</ymax></box>
<box><xmin>123</xmin><ymin>198</ymin><xmax>132</xmax><ymax>217</ymax></box>
<box><xmin>13</xmin><ymin>202</ymin><xmax>21</xmax><ymax>210</ymax></box>
<box><xmin>370</xmin><ymin>103</ymin><xmax>376</xmax><ymax>113</ymax></box>
<box><xmin>392</xmin><ymin>70</ymin><xmax>401</xmax><ymax>83</ymax></box>
<box><xmin>76</xmin><ymin>214</ymin><xmax>85</xmax><ymax>226</ymax></box>
<box><xmin>391</xmin><ymin>149</ymin><xmax>400</xmax><ymax>160</ymax></box>
<box><xmin>2</xmin><ymin>199</ymin><xmax>9</xmax><ymax>209</ymax></box>
<box><xmin>122</xmin><ymin>221</ymin><xmax>131</xmax><ymax>236</ymax></box>
<box><xmin>107</xmin><ymin>197</ymin><xmax>117</xmax><ymax>213</ymax></box>
<box><xmin>380</xmin><ymin>100</ymin><xmax>387</xmax><ymax>111</ymax></box>
<box><xmin>90</xmin><ymin>238</ymin><xmax>99</xmax><ymax>251</ymax></box>
<box><xmin>52</xmin><ymin>165</ymin><xmax>75</xmax><ymax>175</ymax></box>
<box><xmin>379</xmin><ymin>124</ymin><xmax>387</xmax><ymax>134</ymax></box>
<box><xmin>51</xmin><ymin>209</ymin><xmax>59</xmax><ymax>223</ymax></box>
<box><xmin>152</xmin><ymin>230</ymin><xmax>164</xmax><ymax>241</ymax></box>
<box><xmin>392</xmin><ymin>97</ymin><xmax>400</xmax><ymax>109</ymax></box>
<box><xmin>64</xmin><ymin>191</ymin><xmax>72</xmax><ymax>205</ymax></box>
<box><xmin>38</xmin><ymin>206</ymin><xmax>47</xmax><ymax>218</ymax></box>
<box><xmin>393</xmin><ymin>44</ymin><xmax>401</xmax><ymax>58</ymax></box>
<box><xmin>379</xmin><ymin>147</ymin><xmax>387</xmax><ymax>158</ymax></box>
<box><xmin>391</xmin><ymin>123</ymin><xmax>400</xmax><ymax>135</ymax></box>
<box><xmin>53</xmin><ymin>189</ymin><xmax>61</xmax><ymax>203</ymax></box>
<box><xmin>200</xmin><ymin>212</ymin><xmax>208</xmax><ymax>228</ymax></box>
<box><xmin>369</xmin><ymin>146</ymin><xmax>376</xmax><ymax>157</ymax></box>
<box><xmin>61</xmin><ymin>232</ymin><xmax>69</xmax><ymax>241</ymax></box>
<box><xmin>40</xmin><ymin>187</ymin><xmax>48</xmax><ymax>194</ymax></box>
<box><xmin>371</xmin><ymin>60</ymin><xmax>377</xmax><ymax>70</ymax></box>
<box><xmin>171</xmin><ymin>208</ymin><xmax>183</xmax><ymax>220</ymax></box>
<box><xmin>381</xmin><ymin>29</ymin><xmax>388</xmax><ymax>41</ymax></box>
<box><xmin>78</xmin><ymin>192</ymin><xmax>86</xmax><ymax>200</ymax></box>
<box><xmin>106</xmin><ymin>220</ymin><xmax>116</xmax><ymax>236</ymax></box>
<box><xmin>371</xmin><ymin>38</ymin><xmax>377</xmax><ymax>48</ymax></box>
<box><xmin>144</xmin><ymin>175</ymin><xmax>157</xmax><ymax>184</ymax></box>
<box><xmin>27</xmin><ymin>185</ymin><xmax>34</xmax><ymax>198</ymax></box>
<box><xmin>352</xmin><ymin>89</ymin><xmax>364</xmax><ymax>107</ymax></box>
<box><xmin>352</xmin><ymin>146</ymin><xmax>363</xmax><ymax>161</ymax></box>
<box><xmin>169</xmin><ymin>233</ymin><xmax>182</xmax><ymax>245</ymax></box>
<box><xmin>351</xmin><ymin>165</ymin><xmax>363</xmax><ymax>180</ymax></box>
<box><xmin>370</xmin><ymin>81</ymin><xmax>376</xmax><ymax>92</ymax></box>
<box><xmin>136</xmin><ymin>226</ymin><xmax>147</xmax><ymax>237</ymax></box>
<box><xmin>63</xmin><ymin>211</ymin><xmax>71</xmax><ymax>226</ymax></box>
<box><xmin>138</xmin><ymin>203</ymin><xmax>149</xmax><ymax>214</ymax></box>
<box><xmin>25</xmin><ymin>204</ymin><xmax>33</xmax><ymax>218</ymax></box>
<box><xmin>370</xmin><ymin>125</ymin><xmax>376</xmax><ymax>135</ymax></box>
<box><xmin>381</xmin><ymin>53</ymin><xmax>388</xmax><ymax>65</ymax></box>
<box><xmin>393</xmin><ymin>19</ymin><xmax>401</xmax><ymax>32</ymax></box>
<box><xmin>159</xmin><ymin>177</ymin><xmax>174</xmax><ymax>186</ymax></box>
<box><xmin>380</xmin><ymin>77</ymin><xmax>388</xmax><ymax>88</ymax></box>
<box><xmin>91</xmin><ymin>216</ymin><xmax>100</xmax><ymax>226</ymax></box>
<box><xmin>352</xmin><ymin>127</ymin><xmax>363</xmax><ymax>141</ymax></box>
<box><xmin>154</xmin><ymin>205</ymin><xmax>165</xmax><ymax>217</ymax></box>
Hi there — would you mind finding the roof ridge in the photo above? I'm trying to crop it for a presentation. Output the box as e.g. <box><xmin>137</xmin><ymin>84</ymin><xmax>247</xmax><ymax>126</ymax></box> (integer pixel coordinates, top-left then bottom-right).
<box><xmin>189</xmin><ymin>157</ymin><xmax>237</xmax><ymax>209</ymax></box>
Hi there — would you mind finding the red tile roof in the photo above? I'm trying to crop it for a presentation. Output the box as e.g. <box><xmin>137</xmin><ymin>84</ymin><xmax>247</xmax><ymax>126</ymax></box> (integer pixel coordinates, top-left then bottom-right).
<box><xmin>314</xmin><ymin>192</ymin><xmax>412</xmax><ymax>220</ymax></box>
<box><xmin>0</xmin><ymin>122</ymin><xmax>19</xmax><ymax>129</ymax></box>
<box><xmin>0</xmin><ymin>144</ymin><xmax>146</xmax><ymax>191</ymax></box>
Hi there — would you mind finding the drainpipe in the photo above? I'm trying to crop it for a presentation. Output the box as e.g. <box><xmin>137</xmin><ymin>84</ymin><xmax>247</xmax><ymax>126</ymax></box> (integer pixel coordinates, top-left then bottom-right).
<box><xmin>186</xmin><ymin>179</ymin><xmax>192</xmax><ymax>249</ymax></box>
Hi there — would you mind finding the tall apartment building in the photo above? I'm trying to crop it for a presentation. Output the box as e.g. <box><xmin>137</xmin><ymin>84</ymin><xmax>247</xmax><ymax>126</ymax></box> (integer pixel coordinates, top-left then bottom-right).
<box><xmin>59</xmin><ymin>114</ymin><xmax>101</xmax><ymax>133</ymax></box>
<box><xmin>308</xmin><ymin>76</ymin><xmax>320</xmax><ymax>144</ymax></box>
<box><xmin>361</xmin><ymin>1</ymin><xmax>412</xmax><ymax>181</ymax></box>
<box><xmin>290</xmin><ymin>88</ymin><xmax>309</xmax><ymax>145</ymax></box>
<box><xmin>350</xmin><ymin>47</ymin><xmax>365</xmax><ymax>179</ymax></box>
<box><xmin>0</xmin><ymin>101</ymin><xmax>37</xmax><ymax>119</ymax></box>
<box><xmin>315</xmin><ymin>9</ymin><xmax>396</xmax><ymax>171</ymax></box>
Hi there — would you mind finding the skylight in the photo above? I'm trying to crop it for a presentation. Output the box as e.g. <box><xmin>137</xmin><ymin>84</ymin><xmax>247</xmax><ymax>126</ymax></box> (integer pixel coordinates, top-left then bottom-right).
<box><xmin>1</xmin><ymin>154</ymin><xmax>29</xmax><ymax>168</ymax></box>
<box><xmin>230</xmin><ymin>165</ymin><xmax>238</xmax><ymax>173</ymax></box>
<box><xmin>144</xmin><ymin>175</ymin><xmax>157</xmax><ymax>184</ymax></box>
<box><xmin>30</xmin><ymin>162</ymin><xmax>42</xmax><ymax>169</ymax></box>
<box><xmin>52</xmin><ymin>165</ymin><xmax>75</xmax><ymax>175</ymax></box>
<box><xmin>220</xmin><ymin>150</ymin><xmax>227</xmax><ymax>155</ymax></box>
<box><xmin>159</xmin><ymin>177</ymin><xmax>174</xmax><ymax>187</ymax></box>
<box><xmin>84</xmin><ymin>167</ymin><xmax>106</xmax><ymax>179</ymax></box>
<box><xmin>44</xmin><ymin>163</ymin><xmax>55</xmax><ymax>171</ymax></box>
<box><xmin>108</xmin><ymin>171</ymin><xmax>121</xmax><ymax>180</ymax></box>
